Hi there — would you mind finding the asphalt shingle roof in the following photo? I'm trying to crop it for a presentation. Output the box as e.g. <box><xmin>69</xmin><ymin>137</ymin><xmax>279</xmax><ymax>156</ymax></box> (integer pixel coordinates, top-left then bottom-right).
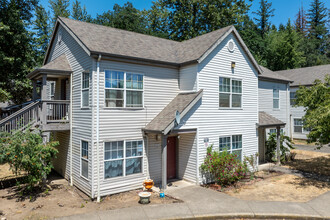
<box><xmin>259</xmin><ymin>111</ymin><xmax>285</xmax><ymax>127</ymax></box>
<box><xmin>144</xmin><ymin>90</ymin><xmax>203</xmax><ymax>133</ymax></box>
<box><xmin>259</xmin><ymin>66</ymin><xmax>292</xmax><ymax>83</ymax></box>
<box><xmin>275</xmin><ymin>65</ymin><xmax>330</xmax><ymax>87</ymax></box>
<box><xmin>58</xmin><ymin>17</ymin><xmax>232</xmax><ymax>65</ymax></box>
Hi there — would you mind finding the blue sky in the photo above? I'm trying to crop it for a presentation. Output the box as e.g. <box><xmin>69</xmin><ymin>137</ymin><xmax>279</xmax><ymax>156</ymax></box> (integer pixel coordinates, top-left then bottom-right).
<box><xmin>39</xmin><ymin>0</ymin><xmax>330</xmax><ymax>27</ymax></box>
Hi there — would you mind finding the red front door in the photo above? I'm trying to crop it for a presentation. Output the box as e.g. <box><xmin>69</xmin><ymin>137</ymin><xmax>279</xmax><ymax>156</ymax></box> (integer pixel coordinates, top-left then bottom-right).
<box><xmin>167</xmin><ymin>136</ymin><xmax>177</xmax><ymax>180</ymax></box>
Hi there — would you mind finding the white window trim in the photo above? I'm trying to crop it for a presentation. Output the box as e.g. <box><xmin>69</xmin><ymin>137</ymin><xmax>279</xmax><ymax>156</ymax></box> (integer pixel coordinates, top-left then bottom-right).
<box><xmin>219</xmin><ymin>77</ymin><xmax>243</xmax><ymax>109</ymax></box>
<box><xmin>104</xmin><ymin>70</ymin><xmax>144</xmax><ymax>109</ymax></box>
<box><xmin>273</xmin><ymin>88</ymin><xmax>280</xmax><ymax>110</ymax></box>
<box><xmin>219</xmin><ymin>134</ymin><xmax>243</xmax><ymax>160</ymax></box>
<box><xmin>81</xmin><ymin>72</ymin><xmax>90</xmax><ymax>108</ymax></box>
<box><xmin>104</xmin><ymin>139</ymin><xmax>144</xmax><ymax>179</ymax></box>
<box><xmin>293</xmin><ymin>118</ymin><xmax>310</xmax><ymax>134</ymax></box>
<box><xmin>80</xmin><ymin>140</ymin><xmax>89</xmax><ymax>181</ymax></box>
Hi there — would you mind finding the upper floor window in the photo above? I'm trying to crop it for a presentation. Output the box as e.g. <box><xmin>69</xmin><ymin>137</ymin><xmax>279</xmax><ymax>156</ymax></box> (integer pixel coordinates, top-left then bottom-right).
<box><xmin>273</xmin><ymin>89</ymin><xmax>279</xmax><ymax>109</ymax></box>
<box><xmin>81</xmin><ymin>72</ymin><xmax>90</xmax><ymax>107</ymax></box>
<box><xmin>105</xmin><ymin>70</ymin><xmax>143</xmax><ymax>108</ymax></box>
<box><xmin>219</xmin><ymin>135</ymin><xmax>242</xmax><ymax>160</ymax></box>
<box><xmin>219</xmin><ymin>77</ymin><xmax>242</xmax><ymax>108</ymax></box>
<box><xmin>290</xmin><ymin>92</ymin><xmax>296</xmax><ymax>105</ymax></box>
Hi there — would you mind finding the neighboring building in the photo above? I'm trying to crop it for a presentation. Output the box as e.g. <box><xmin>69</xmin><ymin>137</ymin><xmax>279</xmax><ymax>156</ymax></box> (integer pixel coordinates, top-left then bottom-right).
<box><xmin>0</xmin><ymin>17</ymin><xmax>289</xmax><ymax>199</ymax></box>
<box><xmin>257</xmin><ymin>66</ymin><xmax>292</xmax><ymax>162</ymax></box>
<box><xmin>276</xmin><ymin>65</ymin><xmax>330</xmax><ymax>140</ymax></box>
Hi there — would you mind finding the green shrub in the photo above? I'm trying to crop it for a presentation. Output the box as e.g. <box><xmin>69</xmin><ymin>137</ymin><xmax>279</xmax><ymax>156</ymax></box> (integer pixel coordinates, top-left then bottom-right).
<box><xmin>265</xmin><ymin>133</ymin><xmax>294</xmax><ymax>163</ymax></box>
<box><xmin>200</xmin><ymin>146</ymin><xmax>248</xmax><ymax>186</ymax></box>
<box><xmin>0</xmin><ymin>130</ymin><xmax>59</xmax><ymax>190</ymax></box>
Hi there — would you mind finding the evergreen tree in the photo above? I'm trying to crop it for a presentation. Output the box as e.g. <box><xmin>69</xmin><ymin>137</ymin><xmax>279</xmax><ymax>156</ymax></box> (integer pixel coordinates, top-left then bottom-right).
<box><xmin>253</xmin><ymin>0</ymin><xmax>275</xmax><ymax>39</ymax></box>
<box><xmin>49</xmin><ymin>0</ymin><xmax>70</xmax><ymax>24</ymax></box>
<box><xmin>33</xmin><ymin>4</ymin><xmax>50</xmax><ymax>66</ymax></box>
<box><xmin>71</xmin><ymin>0</ymin><xmax>91</xmax><ymax>21</ymax></box>
<box><xmin>294</xmin><ymin>5</ymin><xmax>307</xmax><ymax>35</ymax></box>
<box><xmin>0</xmin><ymin>0</ymin><xmax>38</xmax><ymax>104</ymax></box>
<box><xmin>94</xmin><ymin>2</ymin><xmax>148</xmax><ymax>34</ymax></box>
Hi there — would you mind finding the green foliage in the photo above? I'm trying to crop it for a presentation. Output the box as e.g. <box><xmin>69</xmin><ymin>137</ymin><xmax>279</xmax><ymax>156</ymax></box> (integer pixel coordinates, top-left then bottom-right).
<box><xmin>0</xmin><ymin>0</ymin><xmax>37</xmax><ymax>104</ymax></box>
<box><xmin>253</xmin><ymin>0</ymin><xmax>275</xmax><ymax>39</ymax></box>
<box><xmin>265</xmin><ymin>133</ymin><xmax>294</xmax><ymax>163</ymax></box>
<box><xmin>49</xmin><ymin>0</ymin><xmax>70</xmax><ymax>24</ymax></box>
<box><xmin>93</xmin><ymin>2</ymin><xmax>149</xmax><ymax>34</ymax></box>
<box><xmin>71</xmin><ymin>0</ymin><xmax>91</xmax><ymax>22</ymax></box>
<box><xmin>200</xmin><ymin>146</ymin><xmax>248</xmax><ymax>186</ymax></box>
<box><xmin>295</xmin><ymin>75</ymin><xmax>330</xmax><ymax>145</ymax></box>
<box><xmin>0</xmin><ymin>130</ymin><xmax>59</xmax><ymax>190</ymax></box>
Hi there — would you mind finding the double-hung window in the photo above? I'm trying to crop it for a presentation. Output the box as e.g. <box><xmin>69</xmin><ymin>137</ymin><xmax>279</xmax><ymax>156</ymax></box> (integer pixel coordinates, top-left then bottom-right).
<box><xmin>81</xmin><ymin>140</ymin><xmax>89</xmax><ymax>179</ymax></box>
<box><xmin>273</xmin><ymin>89</ymin><xmax>279</xmax><ymax>109</ymax></box>
<box><xmin>81</xmin><ymin>72</ymin><xmax>90</xmax><ymax>107</ymax></box>
<box><xmin>293</xmin><ymin>118</ymin><xmax>312</xmax><ymax>133</ymax></box>
<box><xmin>219</xmin><ymin>135</ymin><xmax>242</xmax><ymax>160</ymax></box>
<box><xmin>105</xmin><ymin>70</ymin><xmax>143</xmax><ymax>108</ymax></box>
<box><xmin>290</xmin><ymin>92</ymin><xmax>296</xmax><ymax>106</ymax></box>
<box><xmin>104</xmin><ymin>140</ymin><xmax>143</xmax><ymax>179</ymax></box>
<box><xmin>219</xmin><ymin>77</ymin><xmax>242</xmax><ymax>108</ymax></box>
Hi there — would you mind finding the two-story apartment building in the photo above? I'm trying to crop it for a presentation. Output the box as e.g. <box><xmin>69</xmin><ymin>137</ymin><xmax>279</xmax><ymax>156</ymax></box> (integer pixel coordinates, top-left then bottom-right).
<box><xmin>0</xmin><ymin>17</ymin><xmax>290</xmax><ymax>201</ymax></box>
<box><xmin>276</xmin><ymin>65</ymin><xmax>330</xmax><ymax>140</ymax></box>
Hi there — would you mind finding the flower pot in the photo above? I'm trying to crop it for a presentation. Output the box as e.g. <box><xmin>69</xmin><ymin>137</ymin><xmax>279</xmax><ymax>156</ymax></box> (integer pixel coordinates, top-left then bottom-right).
<box><xmin>143</xmin><ymin>179</ymin><xmax>154</xmax><ymax>190</ymax></box>
<box><xmin>139</xmin><ymin>192</ymin><xmax>151</xmax><ymax>204</ymax></box>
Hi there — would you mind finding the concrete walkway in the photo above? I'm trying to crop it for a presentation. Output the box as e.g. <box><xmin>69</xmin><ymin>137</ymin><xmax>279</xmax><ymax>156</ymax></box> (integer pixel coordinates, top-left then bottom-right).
<box><xmin>55</xmin><ymin>183</ymin><xmax>330</xmax><ymax>220</ymax></box>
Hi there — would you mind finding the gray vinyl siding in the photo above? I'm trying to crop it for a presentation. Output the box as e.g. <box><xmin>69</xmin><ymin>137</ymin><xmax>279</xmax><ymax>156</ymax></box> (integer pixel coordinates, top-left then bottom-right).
<box><xmin>53</xmin><ymin>131</ymin><xmax>70</xmax><ymax>179</ymax></box>
<box><xmin>147</xmin><ymin>134</ymin><xmax>162</xmax><ymax>184</ymax></box>
<box><xmin>178</xmin><ymin>133</ymin><xmax>197</xmax><ymax>182</ymax></box>
<box><xmin>47</xmin><ymin>24</ymin><xmax>93</xmax><ymax>196</ymax></box>
<box><xmin>179</xmin><ymin>64</ymin><xmax>198</xmax><ymax>91</ymax></box>
<box><xmin>258</xmin><ymin>80</ymin><xmax>291</xmax><ymax>136</ymax></box>
<box><xmin>290</xmin><ymin>87</ymin><xmax>308</xmax><ymax>139</ymax></box>
<box><xmin>91</xmin><ymin>60</ymin><xmax>179</xmax><ymax>196</ymax></box>
<box><xmin>177</xmin><ymin>33</ymin><xmax>259</xmax><ymax>183</ymax></box>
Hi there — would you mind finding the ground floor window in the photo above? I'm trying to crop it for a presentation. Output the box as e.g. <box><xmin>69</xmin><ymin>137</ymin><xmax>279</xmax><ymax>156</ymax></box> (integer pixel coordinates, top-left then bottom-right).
<box><xmin>104</xmin><ymin>140</ymin><xmax>143</xmax><ymax>179</ymax></box>
<box><xmin>294</xmin><ymin>119</ymin><xmax>310</xmax><ymax>133</ymax></box>
<box><xmin>269</xmin><ymin>128</ymin><xmax>284</xmax><ymax>135</ymax></box>
<box><xmin>81</xmin><ymin>140</ymin><xmax>89</xmax><ymax>179</ymax></box>
<box><xmin>219</xmin><ymin>135</ymin><xmax>242</xmax><ymax>160</ymax></box>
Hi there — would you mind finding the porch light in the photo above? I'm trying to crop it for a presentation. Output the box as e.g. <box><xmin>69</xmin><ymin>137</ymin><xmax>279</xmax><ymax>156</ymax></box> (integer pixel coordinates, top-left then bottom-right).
<box><xmin>231</xmin><ymin>62</ymin><xmax>236</xmax><ymax>69</ymax></box>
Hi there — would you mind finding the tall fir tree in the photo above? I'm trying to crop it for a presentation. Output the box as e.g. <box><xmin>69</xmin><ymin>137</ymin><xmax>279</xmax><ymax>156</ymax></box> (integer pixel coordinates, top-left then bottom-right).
<box><xmin>253</xmin><ymin>0</ymin><xmax>275</xmax><ymax>39</ymax></box>
<box><xmin>294</xmin><ymin>5</ymin><xmax>307</xmax><ymax>35</ymax></box>
<box><xmin>71</xmin><ymin>0</ymin><xmax>91</xmax><ymax>21</ymax></box>
<box><xmin>33</xmin><ymin>4</ymin><xmax>50</xmax><ymax>66</ymax></box>
<box><xmin>49</xmin><ymin>0</ymin><xmax>70</xmax><ymax>24</ymax></box>
<box><xmin>0</xmin><ymin>0</ymin><xmax>38</xmax><ymax>104</ymax></box>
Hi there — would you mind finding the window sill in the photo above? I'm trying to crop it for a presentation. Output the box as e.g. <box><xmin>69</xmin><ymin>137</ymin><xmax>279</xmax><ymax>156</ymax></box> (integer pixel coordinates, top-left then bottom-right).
<box><xmin>80</xmin><ymin>175</ymin><xmax>89</xmax><ymax>182</ymax></box>
<box><xmin>218</xmin><ymin>107</ymin><xmax>243</xmax><ymax>110</ymax></box>
<box><xmin>103</xmin><ymin>172</ymin><xmax>145</xmax><ymax>182</ymax></box>
<box><xmin>103</xmin><ymin>107</ymin><xmax>145</xmax><ymax>110</ymax></box>
<box><xmin>81</xmin><ymin>107</ymin><xmax>90</xmax><ymax>110</ymax></box>
<box><xmin>273</xmin><ymin>108</ymin><xmax>280</xmax><ymax>111</ymax></box>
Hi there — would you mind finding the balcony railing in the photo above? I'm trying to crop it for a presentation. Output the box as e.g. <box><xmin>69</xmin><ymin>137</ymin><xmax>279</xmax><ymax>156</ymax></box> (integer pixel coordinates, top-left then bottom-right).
<box><xmin>45</xmin><ymin>100</ymin><xmax>70</xmax><ymax>123</ymax></box>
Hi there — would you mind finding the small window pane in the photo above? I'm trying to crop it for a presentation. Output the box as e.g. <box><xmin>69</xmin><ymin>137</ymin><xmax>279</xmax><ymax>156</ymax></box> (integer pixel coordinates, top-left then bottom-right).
<box><xmin>219</xmin><ymin>93</ymin><xmax>230</xmax><ymax>107</ymax></box>
<box><xmin>126</xmin><ymin>157</ymin><xmax>142</xmax><ymax>175</ymax></box>
<box><xmin>105</xmin><ymin>160</ymin><xmax>123</xmax><ymax>178</ymax></box>
<box><xmin>82</xmin><ymin>90</ymin><xmax>89</xmax><ymax>107</ymax></box>
<box><xmin>232</xmin><ymin>149</ymin><xmax>242</xmax><ymax>161</ymax></box>
<box><xmin>81</xmin><ymin>141</ymin><xmax>88</xmax><ymax>159</ymax></box>
<box><xmin>273</xmin><ymin>99</ymin><xmax>279</xmax><ymax>109</ymax></box>
<box><xmin>105</xmin><ymin>90</ymin><xmax>124</xmax><ymax>107</ymax></box>
<box><xmin>232</xmin><ymin>80</ymin><xmax>242</xmax><ymax>93</ymax></box>
<box><xmin>105</xmin><ymin>71</ymin><xmax>124</xmax><ymax>89</ymax></box>
<box><xmin>232</xmin><ymin>135</ymin><xmax>242</xmax><ymax>149</ymax></box>
<box><xmin>273</xmin><ymin>89</ymin><xmax>279</xmax><ymax>98</ymax></box>
<box><xmin>126</xmin><ymin>91</ymin><xmax>143</xmax><ymax>107</ymax></box>
<box><xmin>232</xmin><ymin>94</ymin><xmax>241</xmax><ymax>108</ymax></box>
<box><xmin>82</xmin><ymin>72</ymin><xmax>89</xmax><ymax>89</ymax></box>
<box><xmin>219</xmin><ymin>77</ymin><xmax>230</xmax><ymax>92</ymax></box>
<box><xmin>219</xmin><ymin>137</ymin><xmax>231</xmax><ymax>151</ymax></box>
<box><xmin>81</xmin><ymin>159</ymin><xmax>88</xmax><ymax>178</ymax></box>
<box><xmin>126</xmin><ymin>73</ymin><xmax>143</xmax><ymax>90</ymax></box>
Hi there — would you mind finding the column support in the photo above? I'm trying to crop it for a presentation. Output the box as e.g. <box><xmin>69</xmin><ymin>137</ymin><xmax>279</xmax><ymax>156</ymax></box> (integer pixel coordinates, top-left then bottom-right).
<box><xmin>32</xmin><ymin>80</ymin><xmax>37</xmax><ymax>101</ymax></box>
<box><xmin>161</xmin><ymin>134</ymin><xmax>168</xmax><ymax>190</ymax></box>
<box><xmin>41</xmin><ymin>75</ymin><xmax>47</xmax><ymax>129</ymax></box>
<box><xmin>276</xmin><ymin>126</ymin><xmax>281</xmax><ymax>165</ymax></box>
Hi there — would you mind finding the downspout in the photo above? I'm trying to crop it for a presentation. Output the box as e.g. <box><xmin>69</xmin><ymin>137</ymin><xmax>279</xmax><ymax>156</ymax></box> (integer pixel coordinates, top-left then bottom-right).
<box><xmin>96</xmin><ymin>54</ymin><xmax>101</xmax><ymax>202</ymax></box>
<box><xmin>70</xmin><ymin>73</ymin><xmax>73</xmax><ymax>186</ymax></box>
<box><xmin>91</xmin><ymin>66</ymin><xmax>95</xmax><ymax>198</ymax></box>
<box><xmin>196</xmin><ymin>127</ymin><xmax>199</xmax><ymax>185</ymax></box>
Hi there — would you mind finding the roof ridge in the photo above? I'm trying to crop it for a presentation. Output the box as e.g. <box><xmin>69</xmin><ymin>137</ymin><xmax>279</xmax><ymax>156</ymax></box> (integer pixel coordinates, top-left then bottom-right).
<box><xmin>58</xmin><ymin>16</ymin><xmax>181</xmax><ymax>44</ymax></box>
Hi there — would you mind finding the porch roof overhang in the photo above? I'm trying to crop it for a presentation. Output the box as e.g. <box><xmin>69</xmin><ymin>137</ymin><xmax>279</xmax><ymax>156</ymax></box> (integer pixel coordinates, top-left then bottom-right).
<box><xmin>27</xmin><ymin>54</ymin><xmax>72</xmax><ymax>80</ymax></box>
<box><xmin>257</xmin><ymin>111</ymin><xmax>286</xmax><ymax>128</ymax></box>
<box><xmin>142</xmin><ymin>90</ymin><xmax>203</xmax><ymax>135</ymax></box>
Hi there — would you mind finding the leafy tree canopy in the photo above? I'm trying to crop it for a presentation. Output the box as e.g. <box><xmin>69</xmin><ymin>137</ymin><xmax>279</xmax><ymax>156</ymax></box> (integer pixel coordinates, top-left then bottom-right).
<box><xmin>295</xmin><ymin>75</ymin><xmax>330</xmax><ymax>145</ymax></box>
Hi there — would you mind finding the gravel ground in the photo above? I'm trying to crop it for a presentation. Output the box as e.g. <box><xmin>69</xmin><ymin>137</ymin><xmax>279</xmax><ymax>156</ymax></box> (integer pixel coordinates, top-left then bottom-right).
<box><xmin>294</xmin><ymin>144</ymin><xmax>330</xmax><ymax>153</ymax></box>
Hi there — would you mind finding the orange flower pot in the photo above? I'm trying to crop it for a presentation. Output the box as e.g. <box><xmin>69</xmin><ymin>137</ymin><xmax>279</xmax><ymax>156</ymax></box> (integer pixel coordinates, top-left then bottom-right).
<box><xmin>143</xmin><ymin>179</ymin><xmax>154</xmax><ymax>190</ymax></box>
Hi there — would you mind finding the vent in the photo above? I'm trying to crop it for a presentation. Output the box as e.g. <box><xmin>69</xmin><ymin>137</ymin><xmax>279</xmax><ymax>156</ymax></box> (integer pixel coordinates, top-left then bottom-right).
<box><xmin>228</xmin><ymin>40</ymin><xmax>235</xmax><ymax>52</ymax></box>
<box><xmin>58</xmin><ymin>30</ymin><xmax>62</xmax><ymax>43</ymax></box>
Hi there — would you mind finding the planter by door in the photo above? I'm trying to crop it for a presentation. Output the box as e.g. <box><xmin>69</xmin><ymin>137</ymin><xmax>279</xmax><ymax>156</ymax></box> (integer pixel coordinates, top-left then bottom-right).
<box><xmin>167</xmin><ymin>136</ymin><xmax>177</xmax><ymax>180</ymax></box>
